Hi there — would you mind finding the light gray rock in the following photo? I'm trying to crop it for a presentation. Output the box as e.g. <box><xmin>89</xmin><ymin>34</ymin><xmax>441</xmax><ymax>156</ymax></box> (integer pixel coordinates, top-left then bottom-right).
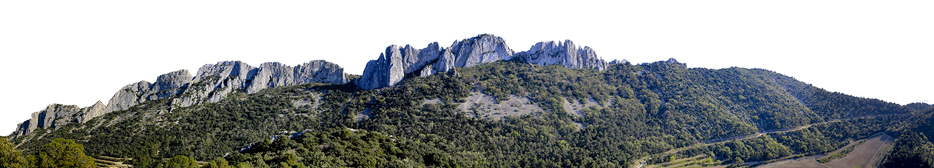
<box><xmin>248</xmin><ymin>62</ymin><xmax>296</xmax><ymax>93</ymax></box>
<box><xmin>433</xmin><ymin>48</ymin><xmax>456</xmax><ymax>73</ymax></box>
<box><xmin>144</xmin><ymin>70</ymin><xmax>193</xmax><ymax>101</ymax></box>
<box><xmin>294</xmin><ymin>60</ymin><xmax>349</xmax><ymax>85</ymax></box>
<box><xmin>517</xmin><ymin>40</ymin><xmax>607</xmax><ymax>70</ymax></box>
<box><xmin>247</xmin><ymin>60</ymin><xmax>348</xmax><ymax>93</ymax></box>
<box><xmin>11</xmin><ymin>60</ymin><xmax>348</xmax><ymax>139</ymax></box>
<box><xmin>666</xmin><ymin>58</ymin><xmax>680</xmax><ymax>64</ymax></box>
<box><xmin>451</xmin><ymin>34</ymin><xmax>514</xmax><ymax>68</ymax></box>
<box><xmin>103</xmin><ymin>80</ymin><xmax>151</xmax><ymax>113</ymax></box>
<box><xmin>419</xmin><ymin>64</ymin><xmax>434</xmax><ymax>77</ymax></box>
<box><xmin>609</xmin><ymin>59</ymin><xmax>629</xmax><ymax>64</ymax></box>
<box><xmin>178</xmin><ymin>60</ymin><xmax>348</xmax><ymax>106</ymax></box>
<box><xmin>11</xmin><ymin>102</ymin><xmax>105</xmax><ymax>139</ymax></box>
<box><xmin>357</xmin><ymin>34</ymin><xmax>516</xmax><ymax>90</ymax></box>
<box><xmin>80</xmin><ymin>101</ymin><xmax>106</xmax><ymax>123</ymax></box>
<box><xmin>357</xmin><ymin>45</ymin><xmax>406</xmax><ymax>90</ymax></box>
<box><xmin>356</xmin><ymin>34</ymin><xmax>609</xmax><ymax>90</ymax></box>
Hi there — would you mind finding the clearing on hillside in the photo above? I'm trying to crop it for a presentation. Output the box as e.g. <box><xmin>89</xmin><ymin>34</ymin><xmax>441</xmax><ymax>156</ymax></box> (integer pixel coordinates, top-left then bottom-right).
<box><xmin>755</xmin><ymin>133</ymin><xmax>893</xmax><ymax>168</ymax></box>
<box><xmin>823</xmin><ymin>133</ymin><xmax>893</xmax><ymax>168</ymax></box>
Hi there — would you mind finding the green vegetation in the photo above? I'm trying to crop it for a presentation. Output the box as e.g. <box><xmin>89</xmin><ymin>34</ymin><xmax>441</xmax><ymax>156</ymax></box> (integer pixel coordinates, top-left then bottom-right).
<box><xmin>226</xmin><ymin>128</ymin><xmax>471</xmax><ymax>167</ymax></box>
<box><xmin>2</xmin><ymin>138</ymin><xmax>96</xmax><ymax>168</ymax></box>
<box><xmin>8</xmin><ymin>60</ymin><xmax>927</xmax><ymax>167</ymax></box>
<box><xmin>2</xmin><ymin>136</ymin><xmax>29</xmax><ymax>168</ymax></box>
<box><xmin>882</xmin><ymin>131</ymin><xmax>934</xmax><ymax>167</ymax></box>
<box><xmin>881</xmin><ymin>108</ymin><xmax>934</xmax><ymax>167</ymax></box>
<box><xmin>163</xmin><ymin>155</ymin><xmax>199</xmax><ymax>168</ymax></box>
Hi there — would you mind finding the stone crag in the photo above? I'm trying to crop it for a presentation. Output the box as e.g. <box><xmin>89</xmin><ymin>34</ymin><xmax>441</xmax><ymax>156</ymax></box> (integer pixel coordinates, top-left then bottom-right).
<box><xmin>10</xmin><ymin>34</ymin><xmax>610</xmax><ymax>140</ymax></box>
<box><xmin>10</xmin><ymin>60</ymin><xmax>348</xmax><ymax>139</ymax></box>
<box><xmin>357</xmin><ymin>34</ymin><xmax>607</xmax><ymax>89</ymax></box>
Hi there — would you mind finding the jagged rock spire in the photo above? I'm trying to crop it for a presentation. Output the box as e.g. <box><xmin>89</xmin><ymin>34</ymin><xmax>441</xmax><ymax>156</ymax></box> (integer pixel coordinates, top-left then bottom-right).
<box><xmin>10</xmin><ymin>60</ymin><xmax>348</xmax><ymax>139</ymax></box>
<box><xmin>357</xmin><ymin>34</ymin><xmax>608</xmax><ymax>90</ymax></box>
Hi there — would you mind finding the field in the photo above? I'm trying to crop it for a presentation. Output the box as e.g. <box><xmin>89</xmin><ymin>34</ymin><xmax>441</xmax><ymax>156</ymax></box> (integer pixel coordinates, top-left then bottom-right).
<box><xmin>756</xmin><ymin>133</ymin><xmax>893</xmax><ymax>168</ymax></box>
<box><xmin>645</xmin><ymin>154</ymin><xmax>726</xmax><ymax>168</ymax></box>
<box><xmin>823</xmin><ymin>134</ymin><xmax>893</xmax><ymax>168</ymax></box>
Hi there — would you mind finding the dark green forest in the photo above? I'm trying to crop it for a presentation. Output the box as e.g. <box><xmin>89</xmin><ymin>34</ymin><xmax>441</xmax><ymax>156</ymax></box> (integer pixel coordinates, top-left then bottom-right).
<box><xmin>5</xmin><ymin>60</ymin><xmax>932</xmax><ymax>167</ymax></box>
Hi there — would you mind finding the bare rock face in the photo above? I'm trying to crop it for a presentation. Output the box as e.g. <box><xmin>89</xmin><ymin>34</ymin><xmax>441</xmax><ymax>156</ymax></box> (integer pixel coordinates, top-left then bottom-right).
<box><xmin>12</xmin><ymin>102</ymin><xmax>106</xmax><ymax>139</ymax></box>
<box><xmin>357</xmin><ymin>46</ymin><xmax>405</xmax><ymax>90</ymax></box>
<box><xmin>178</xmin><ymin>60</ymin><xmax>348</xmax><ymax>106</ymax></box>
<box><xmin>609</xmin><ymin>59</ymin><xmax>629</xmax><ymax>64</ymax></box>
<box><xmin>515</xmin><ymin>40</ymin><xmax>607</xmax><ymax>70</ymax></box>
<box><xmin>357</xmin><ymin>34</ymin><xmax>515</xmax><ymax>89</ymax></box>
<box><xmin>177</xmin><ymin>61</ymin><xmax>255</xmax><ymax>107</ymax></box>
<box><xmin>247</xmin><ymin>60</ymin><xmax>349</xmax><ymax>93</ymax></box>
<box><xmin>294</xmin><ymin>60</ymin><xmax>349</xmax><ymax>85</ymax></box>
<box><xmin>357</xmin><ymin>34</ymin><xmax>607</xmax><ymax>90</ymax></box>
<box><xmin>104</xmin><ymin>80</ymin><xmax>152</xmax><ymax>113</ymax></box>
<box><xmin>81</xmin><ymin>101</ymin><xmax>106</xmax><ymax>123</ymax></box>
<box><xmin>144</xmin><ymin>69</ymin><xmax>193</xmax><ymax>101</ymax></box>
<box><xmin>10</xmin><ymin>60</ymin><xmax>348</xmax><ymax>139</ymax></box>
<box><xmin>451</xmin><ymin>35</ymin><xmax>515</xmax><ymax>68</ymax></box>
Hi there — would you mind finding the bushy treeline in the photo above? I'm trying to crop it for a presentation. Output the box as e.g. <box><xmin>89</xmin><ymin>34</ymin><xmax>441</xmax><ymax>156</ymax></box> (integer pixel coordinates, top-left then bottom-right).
<box><xmin>2</xmin><ymin>137</ymin><xmax>96</xmax><ymax>168</ymax></box>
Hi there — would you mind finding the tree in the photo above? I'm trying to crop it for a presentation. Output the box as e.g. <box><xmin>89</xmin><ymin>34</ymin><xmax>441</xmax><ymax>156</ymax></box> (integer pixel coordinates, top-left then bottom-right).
<box><xmin>1</xmin><ymin>136</ymin><xmax>28</xmax><ymax>168</ymax></box>
<box><xmin>163</xmin><ymin>155</ymin><xmax>199</xmax><ymax>168</ymax></box>
<box><xmin>204</xmin><ymin>158</ymin><xmax>231</xmax><ymax>168</ymax></box>
<box><xmin>36</xmin><ymin>138</ymin><xmax>96</xmax><ymax>168</ymax></box>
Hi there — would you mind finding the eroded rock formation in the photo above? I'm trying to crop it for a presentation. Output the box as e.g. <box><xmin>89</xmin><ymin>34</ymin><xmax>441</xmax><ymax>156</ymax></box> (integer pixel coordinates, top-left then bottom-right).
<box><xmin>10</xmin><ymin>60</ymin><xmax>348</xmax><ymax>139</ymax></box>
<box><xmin>357</xmin><ymin>34</ymin><xmax>606</xmax><ymax>90</ymax></box>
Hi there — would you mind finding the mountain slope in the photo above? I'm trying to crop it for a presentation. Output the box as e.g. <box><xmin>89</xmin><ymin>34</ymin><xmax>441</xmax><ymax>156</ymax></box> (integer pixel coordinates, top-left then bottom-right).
<box><xmin>7</xmin><ymin>35</ymin><xmax>922</xmax><ymax>167</ymax></box>
<box><xmin>10</xmin><ymin>61</ymin><xmax>917</xmax><ymax>167</ymax></box>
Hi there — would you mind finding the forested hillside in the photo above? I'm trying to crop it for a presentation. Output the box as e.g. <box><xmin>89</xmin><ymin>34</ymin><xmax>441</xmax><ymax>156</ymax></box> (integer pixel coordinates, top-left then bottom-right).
<box><xmin>6</xmin><ymin>60</ymin><xmax>926</xmax><ymax>167</ymax></box>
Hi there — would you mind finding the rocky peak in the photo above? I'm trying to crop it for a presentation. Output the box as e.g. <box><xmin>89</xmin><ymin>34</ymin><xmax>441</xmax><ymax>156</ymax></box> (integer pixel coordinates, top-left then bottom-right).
<box><xmin>179</xmin><ymin>60</ymin><xmax>348</xmax><ymax>106</ymax></box>
<box><xmin>357</xmin><ymin>34</ymin><xmax>608</xmax><ymax>90</ymax></box>
<box><xmin>11</xmin><ymin>60</ymin><xmax>348</xmax><ymax>139</ymax></box>
<box><xmin>357</xmin><ymin>34</ymin><xmax>517</xmax><ymax>89</ymax></box>
<box><xmin>356</xmin><ymin>46</ymin><xmax>406</xmax><ymax>90</ymax></box>
<box><xmin>11</xmin><ymin>102</ymin><xmax>106</xmax><ymax>139</ymax></box>
<box><xmin>516</xmin><ymin>40</ymin><xmax>607</xmax><ymax>70</ymax></box>
<box><xmin>609</xmin><ymin>59</ymin><xmax>629</xmax><ymax>64</ymax></box>
<box><xmin>451</xmin><ymin>34</ymin><xmax>515</xmax><ymax>68</ymax></box>
<box><xmin>145</xmin><ymin>69</ymin><xmax>193</xmax><ymax>101</ymax></box>
<box><xmin>666</xmin><ymin>58</ymin><xmax>680</xmax><ymax>64</ymax></box>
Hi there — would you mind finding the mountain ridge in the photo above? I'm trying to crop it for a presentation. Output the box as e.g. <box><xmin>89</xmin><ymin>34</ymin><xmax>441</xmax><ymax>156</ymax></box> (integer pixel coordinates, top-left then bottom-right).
<box><xmin>9</xmin><ymin>60</ymin><xmax>348</xmax><ymax>140</ymax></box>
<box><xmin>8</xmin><ymin>34</ymin><xmax>614</xmax><ymax>139</ymax></box>
<box><xmin>356</xmin><ymin>34</ymin><xmax>611</xmax><ymax>90</ymax></box>
<box><xmin>5</xmin><ymin>34</ymin><xmax>928</xmax><ymax>167</ymax></box>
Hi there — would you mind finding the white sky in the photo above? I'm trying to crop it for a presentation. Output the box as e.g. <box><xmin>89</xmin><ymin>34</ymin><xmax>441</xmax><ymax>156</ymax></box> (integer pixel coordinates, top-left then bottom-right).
<box><xmin>2</xmin><ymin>1</ymin><xmax>932</xmax><ymax>135</ymax></box>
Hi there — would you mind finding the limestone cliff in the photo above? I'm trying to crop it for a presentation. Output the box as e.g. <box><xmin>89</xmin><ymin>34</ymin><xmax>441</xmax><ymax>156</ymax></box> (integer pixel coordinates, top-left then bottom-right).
<box><xmin>10</xmin><ymin>60</ymin><xmax>348</xmax><ymax>139</ymax></box>
<box><xmin>357</xmin><ymin>34</ymin><xmax>606</xmax><ymax>90</ymax></box>
<box><xmin>357</xmin><ymin>34</ymin><xmax>514</xmax><ymax>89</ymax></box>
<box><xmin>515</xmin><ymin>40</ymin><xmax>607</xmax><ymax>70</ymax></box>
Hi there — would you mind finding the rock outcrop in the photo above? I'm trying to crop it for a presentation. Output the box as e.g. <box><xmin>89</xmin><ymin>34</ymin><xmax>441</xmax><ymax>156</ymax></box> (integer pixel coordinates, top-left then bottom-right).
<box><xmin>356</xmin><ymin>46</ymin><xmax>406</xmax><ymax>90</ymax></box>
<box><xmin>11</xmin><ymin>60</ymin><xmax>348</xmax><ymax>139</ymax></box>
<box><xmin>515</xmin><ymin>40</ymin><xmax>607</xmax><ymax>70</ymax></box>
<box><xmin>357</xmin><ymin>34</ymin><xmax>515</xmax><ymax>89</ymax></box>
<box><xmin>357</xmin><ymin>34</ymin><xmax>607</xmax><ymax>90</ymax></box>
<box><xmin>177</xmin><ymin>60</ymin><xmax>348</xmax><ymax>106</ymax></box>
<box><xmin>609</xmin><ymin>59</ymin><xmax>629</xmax><ymax>64</ymax></box>
<box><xmin>10</xmin><ymin>34</ymin><xmax>613</xmax><ymax>139</ymax></box>
<box><xmin>12</xmin><ymin>102</ymin><xmax>105</xmax><ymax>138</ymax></box>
